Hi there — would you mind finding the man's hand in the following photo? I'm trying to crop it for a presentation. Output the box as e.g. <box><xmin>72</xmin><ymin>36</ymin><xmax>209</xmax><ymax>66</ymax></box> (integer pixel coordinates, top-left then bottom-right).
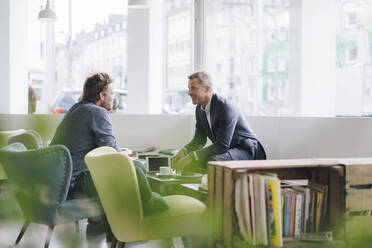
<box><xmin>172</xmin><ymin>154</ymin><xmax>193</xmax><ymax>171</ymax></box>
<box><xmin>171</xmin><ymin>148</ymin><xmax>185</xmax><ymax>169</ymax></box>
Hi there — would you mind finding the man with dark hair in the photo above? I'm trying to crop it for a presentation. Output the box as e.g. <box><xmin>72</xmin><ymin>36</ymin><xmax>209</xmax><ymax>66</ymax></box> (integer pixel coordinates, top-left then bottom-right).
<box><xmin>171</xmin><ymin>71</ymin><xmax>266</xmax><ymax>173</ymax></box>
<box><xmin>50</xmin><ymin>73</ymin><xmax>119</xmax><ymax>237</ymax></box>
<box><xmin>51</xmin><ymin>73</ymin><xmax>169</xmax><ymax>239</ymax></box>
<box><xmin>51</xmin><ymin>72</ymin><xmax>119</xmax><ymax>198</ymax></box>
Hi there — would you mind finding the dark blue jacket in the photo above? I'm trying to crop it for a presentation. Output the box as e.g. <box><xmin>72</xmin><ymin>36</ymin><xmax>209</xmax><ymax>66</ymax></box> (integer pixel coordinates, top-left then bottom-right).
<box><xmin>185</xmin><ymin>94</ymin><xmax>265</xmax><ymax>161</ymax></box>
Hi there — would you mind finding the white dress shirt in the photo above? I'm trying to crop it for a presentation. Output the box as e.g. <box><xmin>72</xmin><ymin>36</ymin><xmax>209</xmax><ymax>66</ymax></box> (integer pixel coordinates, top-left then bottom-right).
<box><xmin>201</xmin><ymin>95</ymin><xmax>212</xmax><ymax>131</ymax></box>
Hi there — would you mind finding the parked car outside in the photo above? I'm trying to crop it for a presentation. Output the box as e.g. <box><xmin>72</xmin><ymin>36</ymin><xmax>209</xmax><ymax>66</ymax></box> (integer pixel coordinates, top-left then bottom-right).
<box><xmin>51</xmin><ymin>88</ymin><xmax>127</xmax><ymax>114</ymax></box>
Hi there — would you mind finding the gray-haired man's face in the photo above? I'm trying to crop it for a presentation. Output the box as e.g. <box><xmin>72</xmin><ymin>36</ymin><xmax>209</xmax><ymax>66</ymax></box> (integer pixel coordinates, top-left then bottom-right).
<box><xmin>188</xmin><ymin>78</ymin><xmax>211</xmax><ymax>107</ymax></box>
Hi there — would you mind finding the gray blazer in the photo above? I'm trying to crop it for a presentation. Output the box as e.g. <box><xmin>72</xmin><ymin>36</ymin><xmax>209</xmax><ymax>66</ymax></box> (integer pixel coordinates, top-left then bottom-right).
<box><xmin>51</xmin><ymin>101</ymin><xmax>120</xmax><ymax>176</ymax></box>
<box><xmin>185</xmin><ymin>94</ymin><xmax>266</xmax><ymax>162</ymax></box>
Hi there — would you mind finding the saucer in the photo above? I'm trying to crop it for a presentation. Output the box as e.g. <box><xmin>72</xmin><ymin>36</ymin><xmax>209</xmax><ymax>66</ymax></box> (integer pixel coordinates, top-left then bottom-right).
<box><xmin>156</xmin><ymin>172</ymin><xmax>173</xmax><ymax>178</ymax></box>
<box><xmin>174</xmin><ymin>173</ymin><xmax>203</xmax><ymax>179</ymax></box>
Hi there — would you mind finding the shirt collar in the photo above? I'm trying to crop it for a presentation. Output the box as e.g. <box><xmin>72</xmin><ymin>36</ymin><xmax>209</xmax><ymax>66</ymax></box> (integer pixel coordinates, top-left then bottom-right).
<box><xmin>201</xmin><ymin>95</ymin><xmax>212</xmax><ymax>114</ymax></box>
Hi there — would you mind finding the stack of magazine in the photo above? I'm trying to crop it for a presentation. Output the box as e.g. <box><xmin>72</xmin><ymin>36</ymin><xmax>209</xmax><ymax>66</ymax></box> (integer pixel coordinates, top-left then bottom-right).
<box><xmin>234</xmin><ymin>173</ymin><xmax>328</xmax><ymax>247</ymax></box>
<box><xmin>281</xmin><ymin>180</ymin><xmax>328</xmax><ymax>238</ymax></box>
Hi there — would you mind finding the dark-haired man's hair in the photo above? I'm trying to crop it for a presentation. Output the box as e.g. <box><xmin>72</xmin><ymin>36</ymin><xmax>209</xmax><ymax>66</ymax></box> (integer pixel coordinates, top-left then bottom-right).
<box><xmin>81</xmin><ymin>73</ymin><xmax>113</xmax><ymax>103</ymax></box>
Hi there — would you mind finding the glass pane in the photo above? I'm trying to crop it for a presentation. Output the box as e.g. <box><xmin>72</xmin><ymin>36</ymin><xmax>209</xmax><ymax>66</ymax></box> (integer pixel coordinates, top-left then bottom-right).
<box><xmin>28</xmin><ymin>0</ymin><xmax>127</xmax><ymax>114</ymax></box>
<box><xmin>205</xmin><ymin>0</ymin><xmax>289</xmax><ymax>116</ymax></box>
<box><xmin>338</xmin><ymin>0</ymin><xmax>372</xmax><ymax>116</ymax></box>
<box><xmin>163</xmin><ymin>0</ymin><xmax>194</xmax><ymax>114</ymax></box>
<box><xmin>56</xmin><ymin>1</ymin><xmax>127</xmax><ymax>114</ymax></box>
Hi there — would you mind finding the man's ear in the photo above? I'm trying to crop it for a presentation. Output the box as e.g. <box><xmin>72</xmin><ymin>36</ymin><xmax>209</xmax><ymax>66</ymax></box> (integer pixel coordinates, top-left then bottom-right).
<box><xmin>99</xmin><ymin>92</ymin><xmax>105</xmax><ymax>100</ymax></box>
<box><xmin>206</xmin><ymin>85</ymin><xmax>211</xmax><ymax>93</ymax></box>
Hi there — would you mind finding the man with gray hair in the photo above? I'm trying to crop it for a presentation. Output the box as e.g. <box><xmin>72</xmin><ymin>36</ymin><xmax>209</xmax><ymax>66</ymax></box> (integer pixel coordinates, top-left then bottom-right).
<box><xmin>172</xmin><ymin>71</ymin><xmax>266</xmax><ymax>173</ymax></box>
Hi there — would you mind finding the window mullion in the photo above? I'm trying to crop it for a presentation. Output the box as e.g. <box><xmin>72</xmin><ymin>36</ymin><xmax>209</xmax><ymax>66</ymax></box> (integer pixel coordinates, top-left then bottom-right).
<box><xmin>194</xmin><ymin>0</ymin><xmax>205</xmax><ymax>71</ymax></box>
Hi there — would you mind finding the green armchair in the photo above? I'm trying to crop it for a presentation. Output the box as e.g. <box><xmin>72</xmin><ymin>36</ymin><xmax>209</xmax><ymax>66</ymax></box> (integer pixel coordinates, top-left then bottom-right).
<box><xmin>0</xmin><ymin>129</ymin><xmax>25</xmax><ymax>148</ymax></box>
<box><xmin>0</xmin><ymin>129</ymin><xmax>43</xmax><ymax>182</ymax></box>
<box><xmin>0</xmin><ymin>143</ymin><xmax>102</xmax><ymax>248</ymax></box>
<box><xmin>85</xmin><ymin>146</ymin><xmax>207</xmax><ymax>247</ymax></box>
<box><xmin>8</xmin><ymin>129</ymin><xmax>43</xmax><ymax>150</ymax></box>
<box><xmin>0</xmin><ymin>129</ymin><xmax>25</xmax><ymax>180</ymax></box>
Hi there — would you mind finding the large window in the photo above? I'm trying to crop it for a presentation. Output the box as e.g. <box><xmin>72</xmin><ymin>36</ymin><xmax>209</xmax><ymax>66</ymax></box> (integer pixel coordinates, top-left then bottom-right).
<box><xmin>26</xmin><ymin>0</ymin><xmax>372</xmax><ymax>116</ymax></box>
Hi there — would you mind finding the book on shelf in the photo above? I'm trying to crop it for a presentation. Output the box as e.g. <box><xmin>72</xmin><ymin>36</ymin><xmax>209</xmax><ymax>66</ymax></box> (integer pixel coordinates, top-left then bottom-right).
<box><xmin>283</xmin><ymin>189</ymin><xmax>293</xmax><ymax>237</ymax></box>
<box><xmin>315</xmin><ymin>191</ymin><xmax>323</xmax><ymax>232</ymax></box>
<box><xmin>294</xmin><ymin>191</ymin><xmax>303</xmax><ymax>238</ymax></box>
<box><xmin>292</xmin><ymin>186</ymin><xmax>311</xmax><ymax>233</ymax></box>
<box><xmin>234</xmin><ymin>175</ymin><xmax>253</xmax><ymax>243</ymax></box>
<box><xmin>310</xmin><ymin>191</ymin><xmax>316</xmax><ymax>232</ymax></box>
<box><xmin>235</xmin><ymin>176</ymin><xmax>249</xmax><ymax>241</ymax></box>
<box><xmin>267</xmin><ymin>177</ymin><xmax>283</xmax><ymax>247</ymax></box>
<box><xmin>243</xmin><ymin>175</ymin><xmax>255</xmax><ymax>244</ymax></box>
<box><xmin>247</xmin><ymin>175</ymin><xmax>256</xmax><ymax>245</ymax></box>
<box><xmin>308</xmin><ymin>182</ymin><xmax>328</xmax><ymax>232</ymax></box>
<box><xmin>233</xmin><ymin>173</ymin><xmax>328</xmax><ymax>247</ymax></box>
<box><xmin>281</xmin><ymin>179</ymin><xmax>309</xmax><ymax>187</ymax></box>
<box><xmin>252</xmin><ymin>174</ymin><xmax>268</xmax><ymax>246</ymax></box>
<box><xmin>234</xmin><ymin>173</ymin><xmax>279</xmax><ymax>246</ymax></box>
<box><xmin>281</xmin><ymin>188</ymin><xmax>303</xmax><ymax>238</ymax></box>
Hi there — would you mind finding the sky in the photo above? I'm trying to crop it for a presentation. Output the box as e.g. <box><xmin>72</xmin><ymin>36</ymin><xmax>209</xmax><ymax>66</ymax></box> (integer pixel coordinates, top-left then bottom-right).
<box><xmin>54</xmin><ymin>0</ymin><xmax>127</xmax><ymax>42</ymax></box>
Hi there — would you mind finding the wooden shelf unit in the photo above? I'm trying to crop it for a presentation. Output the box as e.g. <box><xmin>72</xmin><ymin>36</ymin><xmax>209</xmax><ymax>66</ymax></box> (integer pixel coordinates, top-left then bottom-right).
<box><xmin>207</xmin><ymin>158</ymin><xmax>372</xmax><ymax>247</ymax></box>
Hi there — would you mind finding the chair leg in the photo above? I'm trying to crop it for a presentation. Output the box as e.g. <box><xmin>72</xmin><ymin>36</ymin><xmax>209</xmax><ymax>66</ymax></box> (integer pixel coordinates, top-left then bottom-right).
<box><xmin>110</xmin><ymin>236</ymin><xmax>118</xmax><ymax>248</ymax></box>
<box><xmin>181</xmin><ymin>236</ymin><xmax>190</xmax><ymax>248</ymax></box>
<box><xmin>171</xmin><ymin>237</ymin><xmax>185</xmax><ymax>248</ymax></box>
<box><xmin>44</xmin><ymin>226</ymin><xmax>54</xmax><ymax>248</ymax></box>
<box><xmin>164</xmin><ymin>238</ymin><xmax>175</xmax><ymax>248</ymax></box>
<box><xmin>15</xmin><ymin>220</ymin><xmax>30</xmax><ymax>244</ymax></box>
<box><xmin>75</xmin><ymin>221</ymin><xmax>79</xmax><ymax>233</ymax></box>
<box><xmin>118</xmin><ymin>242</ymin><xmax>126</xmax><ymax>248</ymax></box>
<box><xmin>182</xmin><ymin>235</ymin><xmax>207</xmax><ymax>248</ymax></box>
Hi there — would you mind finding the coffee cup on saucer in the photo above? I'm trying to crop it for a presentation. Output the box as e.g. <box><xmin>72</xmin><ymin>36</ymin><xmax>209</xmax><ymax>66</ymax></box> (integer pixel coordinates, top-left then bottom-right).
<box><xmin>159</xmin><ymin>166</ymin><xmax>171</xmax><ymax>175</ymax></box>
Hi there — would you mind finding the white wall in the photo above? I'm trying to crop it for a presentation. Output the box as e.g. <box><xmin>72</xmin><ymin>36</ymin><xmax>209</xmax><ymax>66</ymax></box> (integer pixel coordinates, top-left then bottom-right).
<box><xmin>0</xmin><ymin>114</ymin><xmax>194</xmax><ymax>150</ymax></box>
<box><xmin>248</xmin><ymin>116</ymin><xmax>372</xmax><ymax>159</ymax></box>
<box><xmin>1</xmin><ymin>114</ymin><xmax>372</xmax><ymax>159</ymax></box>
<box><xmin>0</xmin><ymin>0</ymin><xmax>28</xmax><ymax>114</ymax></box>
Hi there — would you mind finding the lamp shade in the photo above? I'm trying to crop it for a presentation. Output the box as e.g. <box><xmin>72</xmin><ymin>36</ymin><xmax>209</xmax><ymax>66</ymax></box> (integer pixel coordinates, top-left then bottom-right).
<box><xmin>38</xmin><ymin>0</ymin><xmax>57</xmax><ymax>22</ymax></box>
<box><xmin>128</xmin><ymin>0</ymin><xmax>149</xmax><ymax>9</ymax></box>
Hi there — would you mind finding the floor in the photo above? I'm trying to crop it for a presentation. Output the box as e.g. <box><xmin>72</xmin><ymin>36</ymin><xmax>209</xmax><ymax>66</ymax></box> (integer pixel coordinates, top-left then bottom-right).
<box><xmin>0</xmin><ymin>221</ymin><xmax>184</xmax><ymax>248</ymax></box>
<box><xmin>0</xmin><ymin>185</ymin><xmax>184</xmax><ymax>248</ymax></box>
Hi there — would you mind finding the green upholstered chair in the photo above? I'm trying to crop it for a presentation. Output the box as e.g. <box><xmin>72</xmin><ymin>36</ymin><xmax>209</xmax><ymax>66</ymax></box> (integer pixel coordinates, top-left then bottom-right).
<box><xmin>0</xmin><ymin>129</ymin><xmax>26</xmax><ymax>148</ymax></box>
<box><xmin>0</xmin><ymin>143</ymin><xmax>101</xmax><ymax>248</ymax></box>
<box><xmin>0</xmin><ymin>129</ymin><xmax>43</xmax><ymax>181</ymax></box>
<box><xmin>85</xmin><ymin>147</ymin><xmax>207</xmax><ymax>247</ymax></box>
<box><xmin>0</xmin><ymin>129</ymin><xmax>25</xmax><ymax>180</ymax></box>
<box><xmin>8</xmin><ymin>129</ymin><xmax>43</xmax><ymax>150</ymax></box>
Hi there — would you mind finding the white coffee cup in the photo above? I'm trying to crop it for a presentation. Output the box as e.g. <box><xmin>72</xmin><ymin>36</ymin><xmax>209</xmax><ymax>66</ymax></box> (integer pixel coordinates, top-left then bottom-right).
<box><xmin>159</xmin><ymin>166</ymin><xmax>171</xmax><ymax>175</ymax></box>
